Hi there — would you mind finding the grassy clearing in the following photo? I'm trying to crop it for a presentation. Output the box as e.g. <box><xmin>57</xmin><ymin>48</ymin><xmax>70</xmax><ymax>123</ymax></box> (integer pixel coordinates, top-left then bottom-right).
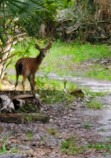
<box><xmin>41</xmin><ymin>41</ymin><xmax>111</xmax><ymax>76</ymax></box>
<box><xmin>9</xmin><ymin>40</ymin><xmax>111</xmax><ymax>79</ymax></box>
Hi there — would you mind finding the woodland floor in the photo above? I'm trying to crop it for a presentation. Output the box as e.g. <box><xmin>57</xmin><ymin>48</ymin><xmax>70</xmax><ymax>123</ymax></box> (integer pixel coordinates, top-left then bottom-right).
<box><xmin>0</xmin><ymin>89</ymin><xmax>111</xmax><ymax>158</ymax></box>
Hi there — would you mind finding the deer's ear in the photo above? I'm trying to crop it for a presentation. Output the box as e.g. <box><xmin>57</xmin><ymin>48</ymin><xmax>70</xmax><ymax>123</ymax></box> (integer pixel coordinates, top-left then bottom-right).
<box><xmin>35</xmin><ymin>44</ymin><xmax>41</xmax><ymax>50</ymax></box>
<box><xmin>45</xmin><ymin>41</ymin><xmax>53</xmax><ymax>50</ymax></box>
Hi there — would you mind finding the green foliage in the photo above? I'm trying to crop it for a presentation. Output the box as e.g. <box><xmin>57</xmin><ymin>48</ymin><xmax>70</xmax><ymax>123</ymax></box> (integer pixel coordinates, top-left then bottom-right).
<box><xmin>61</xmin><ymin>137</ymin><xmax>111</xmax><ymax>155</ymax></box>
<box><xmin>88</xmin><ymin>143</ymin><xmax>111</xmax><ymax>152</ymax></box>
<box><xmin>0</xmin><ymin>139</ymin><xmax>18</xmax><ymax>154</ymax></box>
<box><xmin>61</xmin><ymin>137</ymin><xmax>85</xmax><ymax>155</ymax></box>
<box><xmin>0</xmin><ymin>140</ymin><xmax>7</xmax><ymax>154</ymax></box>
<box><xmin>26</xmin><ymin>131</ymin><xmax>33</xmax><ymax>139</ymax></box>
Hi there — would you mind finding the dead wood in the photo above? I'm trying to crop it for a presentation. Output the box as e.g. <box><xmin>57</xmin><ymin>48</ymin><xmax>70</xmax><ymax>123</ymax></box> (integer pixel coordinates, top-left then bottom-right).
<box><xmin>0</xmin><ymin>113</ymin><xmax>49</xmax><ymax>124</ymax></box>
<box><xmin>12</xmin><ymin>94</ymin><xmax>35</xmax><ymax>99</ymax></box>
<box><xmin>12</xmin><ymin>94</ymin><xmax>41</xmax><ymax>110</ymax></box>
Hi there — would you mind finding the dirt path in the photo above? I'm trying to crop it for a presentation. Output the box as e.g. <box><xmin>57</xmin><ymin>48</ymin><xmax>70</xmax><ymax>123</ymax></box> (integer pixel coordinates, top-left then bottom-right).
<box><xmin>38</xmin><ymin>72</ymin><xmax>111</xmax><ymax>92</ymax></box>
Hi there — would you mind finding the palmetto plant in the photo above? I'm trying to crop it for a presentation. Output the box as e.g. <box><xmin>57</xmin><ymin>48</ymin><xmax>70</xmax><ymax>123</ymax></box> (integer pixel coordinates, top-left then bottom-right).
<box><xmin>0</xmin><ymin>0</ymin><xmax>44</xmax><ymax>79</ymax></box>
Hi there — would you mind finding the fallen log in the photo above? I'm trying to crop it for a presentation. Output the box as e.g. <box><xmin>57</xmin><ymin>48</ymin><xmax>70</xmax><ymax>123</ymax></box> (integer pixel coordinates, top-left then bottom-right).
<box><xmin>12</xmin><ymin>94</ymin><xmax>41</xmax><ymax>110</ymax></box>
<box><xmin>0</xmin><ymin>113</ymin><xmax>49</xmax><ymax>124</ymax></box>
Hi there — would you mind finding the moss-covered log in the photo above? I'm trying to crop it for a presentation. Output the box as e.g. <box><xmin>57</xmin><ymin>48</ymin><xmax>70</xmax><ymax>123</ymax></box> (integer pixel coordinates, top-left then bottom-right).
<box><xmin>0</xmin><ymin>113</ymin><xmax>49</xmax><ymax>124</ymax></box>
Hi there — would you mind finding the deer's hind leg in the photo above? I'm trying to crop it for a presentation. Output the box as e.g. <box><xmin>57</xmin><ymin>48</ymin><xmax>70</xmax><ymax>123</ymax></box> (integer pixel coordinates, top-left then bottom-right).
<box><xmin>22</xmin><ymin>75</ymin><xmax>27</xmax><ymax>94</ymax></box>
<box><xmin>28</xmin><ymin>74</ymin><xmax>33</xmax><ymax>94</ymax></box>
<box><xmin>28</xmin><ymin>74</ymin><xmax>35</xmax><ymax>95</ymax></box>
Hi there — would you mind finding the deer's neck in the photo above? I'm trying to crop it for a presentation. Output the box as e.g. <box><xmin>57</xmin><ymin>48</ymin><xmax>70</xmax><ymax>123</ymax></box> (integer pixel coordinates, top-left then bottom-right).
<box><xmin>36</xmin><ymin>54</ymin><xmax>44</xmax><ymax>65</ymax></box>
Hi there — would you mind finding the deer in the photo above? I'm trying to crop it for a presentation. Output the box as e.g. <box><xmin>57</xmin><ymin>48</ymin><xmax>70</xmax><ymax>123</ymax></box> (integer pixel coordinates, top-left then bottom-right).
<box><xmin>15</xmin><ymin>41</ymin><xmax>52</xmax><ymax>94</ymax></box>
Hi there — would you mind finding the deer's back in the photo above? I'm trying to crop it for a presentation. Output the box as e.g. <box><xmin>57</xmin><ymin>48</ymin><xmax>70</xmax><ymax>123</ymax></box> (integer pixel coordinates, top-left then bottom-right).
<box><xmin>16</xmin><ymin>57</ymin><xmax>40</xmax><ymax>76</ymax></box>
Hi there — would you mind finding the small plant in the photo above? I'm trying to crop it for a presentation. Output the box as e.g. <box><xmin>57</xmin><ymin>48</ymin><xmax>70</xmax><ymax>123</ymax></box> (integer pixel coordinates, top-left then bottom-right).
<box><xmin>25</xmin><ymin>116</ymin><xmax>32</xmax><ymax>123</ymax></box>
<box><xmin>26</xmin><ymin>131</ymin><xmax>33</xmax><ymax>139</ymax></box>
<box><xmin>0</xmin><ymin>140</ymin><xmax>7</xmax><ymax>154</ymax></box>
<box><xmin>61</xmin><ymin>137</ymin><xmax>85</xmax><ymax>155</ymax></box>
<box><xmin>10</xmin><ymin>147</ymin><xmax>18</xmax><ymax>154</ymax></box>
<box><xmin>86</xmin><ymin>100</ymin><xmax>102</xmax><ymax>109</ymax></box>
<box><xmin>46</xmin><ymin>128</ymin><xmax>57</xmax><ymax>136</ymax></box>
<box><xmin>83</xmin><ymin>122</ymin><xmax>92</xmax><ymax>129</ymax></box>
<box><xmin>17</xmin><ymin>103</ymin><xmax>35</xmax><ymax>113</ymax></box>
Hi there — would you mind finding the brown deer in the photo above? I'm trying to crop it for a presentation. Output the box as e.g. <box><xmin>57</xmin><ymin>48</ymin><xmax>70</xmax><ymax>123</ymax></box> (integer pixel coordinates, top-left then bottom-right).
<box><xmin>15</xmin><ymin>41</ymin><xmax>52</xmax><ymax>94</ymax></box>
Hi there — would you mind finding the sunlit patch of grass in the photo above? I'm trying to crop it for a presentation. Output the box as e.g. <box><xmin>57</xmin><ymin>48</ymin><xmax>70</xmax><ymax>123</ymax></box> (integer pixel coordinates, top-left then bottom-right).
<box><xmin>84</xmin><ymin>64</ymin><xmax>111</xmax><ymax>80</ymax></box>
<box><xmin>36</xmin><ymin>77</ymin><xmax>64</xmax><ymax>91</ymax></box>
<box><xmin>36</xmin><ymin>76</ymin><xmax>78</xmax><ymax>91</ymax></box>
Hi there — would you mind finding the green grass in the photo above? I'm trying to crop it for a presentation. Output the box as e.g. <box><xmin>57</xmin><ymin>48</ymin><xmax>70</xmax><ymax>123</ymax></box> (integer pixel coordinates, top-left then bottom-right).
<box><xmin>61</xmin><ymin>137</ymin><xmax>85</xmax><ymax>155</ymax></box>
<box><xmin>40</xmin><ymin>89</ymin><xmax>74</xmax><ymax>104</ymax></box>
<box><xmin>84</xmin><ymin>64</ymin><xmax>111</xmax><ymax>80</ymax></box>
<box><xmin>26</xmin><ymin>131</ymin><xmax>33</xmax><ymax>139</ymax></box>
<box><xmin>84</xmin><ymin>89</ymin><xmax>107</xmax><ymax>97</ymax></box>
<box><xmin>0</xmin><ymin>140</ymin><xmax>7</xmax><ymax>154</ymax></box>
<box><xmin>0</xmin><ymin>139</ymin><xmax>19</xmax><ymax>154</ymax></box>
<box><xmin>86</xmin><ymin>100</ymin><xmax>102</xmax><ymax>109</ymax></box>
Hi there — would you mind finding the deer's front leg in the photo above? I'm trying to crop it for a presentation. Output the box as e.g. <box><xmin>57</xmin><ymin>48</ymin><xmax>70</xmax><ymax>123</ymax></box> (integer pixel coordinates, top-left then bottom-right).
<box><xmin>32</xmin><ymin>74</ymin><xmax>35</xmax><ymax>95</ymax></box>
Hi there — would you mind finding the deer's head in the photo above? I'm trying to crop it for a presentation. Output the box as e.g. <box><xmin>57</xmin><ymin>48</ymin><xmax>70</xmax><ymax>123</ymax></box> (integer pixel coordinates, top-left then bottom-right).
<box><xmin>35</xmin><ymin>41</ymin><xmax>52</xmax><ymax>58</ymax></box>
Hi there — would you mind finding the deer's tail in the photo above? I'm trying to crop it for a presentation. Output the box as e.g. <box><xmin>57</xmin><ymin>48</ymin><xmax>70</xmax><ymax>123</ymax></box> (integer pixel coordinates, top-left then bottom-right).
<box><xmin>16</xmin><ymin>62</ymin><xmax>23</xmax><ymax>74</ymax></box>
